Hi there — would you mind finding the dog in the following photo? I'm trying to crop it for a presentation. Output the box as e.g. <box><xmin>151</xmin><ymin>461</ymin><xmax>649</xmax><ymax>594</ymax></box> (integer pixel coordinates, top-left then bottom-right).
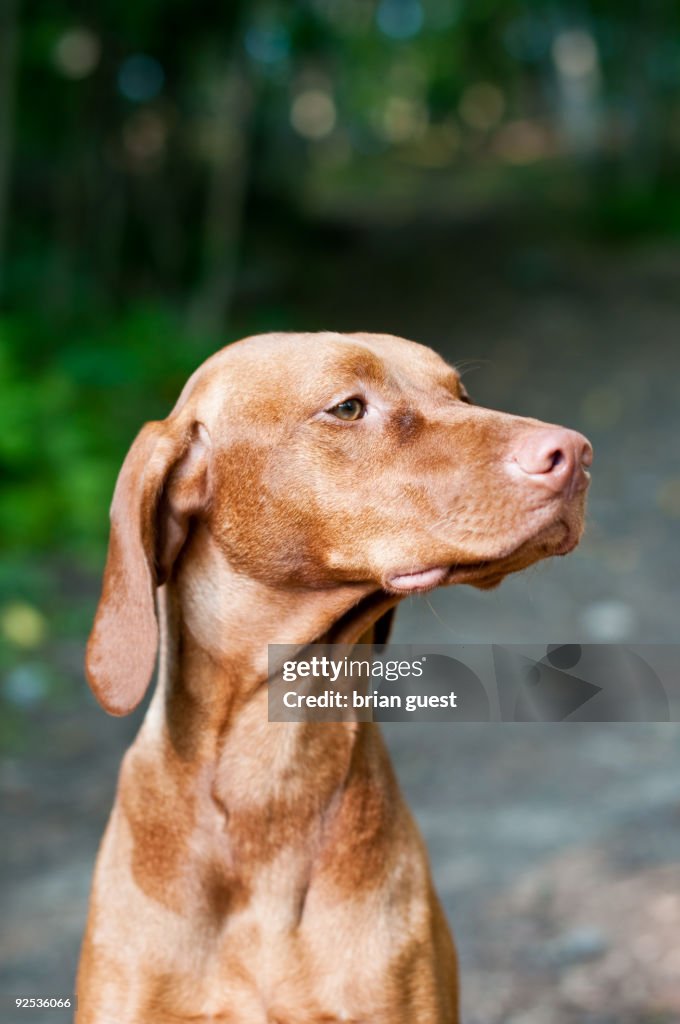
<box><xmin>77</xmin><ymin>331</ymin><xmax>592</xmax><ymax>1023</ymax></box>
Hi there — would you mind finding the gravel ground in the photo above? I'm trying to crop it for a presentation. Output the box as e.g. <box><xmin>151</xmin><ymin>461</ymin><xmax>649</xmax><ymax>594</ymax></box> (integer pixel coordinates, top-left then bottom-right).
<box><xmin>2</xmin><ymin>229</ymin><xmax>679</xmax><ymax>1022</ymax></box>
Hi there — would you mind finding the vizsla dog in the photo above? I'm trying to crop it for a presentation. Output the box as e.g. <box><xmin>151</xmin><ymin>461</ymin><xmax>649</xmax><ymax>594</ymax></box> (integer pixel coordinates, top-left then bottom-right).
<box><xmin>78</xmin><ymin>331</ymin><xmax>592</xmax><ymax>1024</ymax></box>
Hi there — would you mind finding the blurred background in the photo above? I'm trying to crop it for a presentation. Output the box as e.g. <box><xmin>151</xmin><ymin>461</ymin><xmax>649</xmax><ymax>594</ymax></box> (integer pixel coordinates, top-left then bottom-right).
<box><xmin>1</xmin><ymin>1</ymin><xmax>679</xmax><ymax>1021</ymax></box>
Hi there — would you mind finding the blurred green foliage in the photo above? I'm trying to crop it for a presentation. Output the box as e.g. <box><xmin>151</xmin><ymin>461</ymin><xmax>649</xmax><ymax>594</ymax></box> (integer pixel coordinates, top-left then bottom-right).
<box><xmin>0</xmin><ymin>307</ymin><xmax>217</xmax><ymax>558</ymax></box>
<box><xmin>5</xmin><ymin>0</ymin><xmax>680</xmax><ymax>318</ymax></box>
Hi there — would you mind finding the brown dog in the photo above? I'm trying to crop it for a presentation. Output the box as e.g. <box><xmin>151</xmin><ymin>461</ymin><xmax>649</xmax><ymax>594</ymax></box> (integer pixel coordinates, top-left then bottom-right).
<box><xmin>77</xmin><ymin>332</ymin><xmax>591</xmax><ymax>1023</ymax></box>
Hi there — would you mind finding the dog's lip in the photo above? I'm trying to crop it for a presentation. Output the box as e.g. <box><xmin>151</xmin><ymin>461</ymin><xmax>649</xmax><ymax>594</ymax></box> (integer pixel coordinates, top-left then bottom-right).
<box><xmin>384</xmin><ymin>507</ymin><xmax>585</xmax><ymax>594</ymax></box>
<box><xmin>387</xmin><ymin>561</ymin><xmax>493</xmax><ymax>592</ymax></box>
<box><xmin>386</xmin><ymin>565</ymin><xmax>451</xmax><ymax>593</ymax></box>
<box><xmin>551</xmin><ymin>526</ymin><xmax>580</xmax><ymax>556</ymax></box>
<box><xmin>385</xmin><ymin>521</ymin><xmax>579</xmax><ymax>594</ymax></box>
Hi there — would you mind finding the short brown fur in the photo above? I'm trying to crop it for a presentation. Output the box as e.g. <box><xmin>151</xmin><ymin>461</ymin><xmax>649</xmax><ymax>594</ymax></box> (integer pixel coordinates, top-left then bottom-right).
<box><xmin>77</xmin><ymin>331</ymin><xmax>591</xmax><ymax>1023</ymax></box>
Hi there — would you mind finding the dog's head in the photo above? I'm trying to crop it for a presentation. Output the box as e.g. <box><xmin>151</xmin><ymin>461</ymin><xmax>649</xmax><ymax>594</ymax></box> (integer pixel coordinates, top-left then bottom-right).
<box><xmin>86</xmin><ymin>331</ymin><xmax>592</xmax><ymax>713</ymax></box>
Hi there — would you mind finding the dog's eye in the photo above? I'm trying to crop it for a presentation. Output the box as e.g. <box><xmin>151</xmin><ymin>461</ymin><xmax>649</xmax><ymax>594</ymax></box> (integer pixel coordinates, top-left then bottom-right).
<box><xmin>328</xmin><ymin>398</ymin><xmax>365</xmax><ymax>421</ymax></box>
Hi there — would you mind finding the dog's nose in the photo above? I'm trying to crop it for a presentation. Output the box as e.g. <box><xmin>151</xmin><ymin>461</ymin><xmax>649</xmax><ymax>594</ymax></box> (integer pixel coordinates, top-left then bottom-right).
<box><xmin>512</xmin><ymin>427</ymin><xmax>592</xmax><ymax>494</ymax></box>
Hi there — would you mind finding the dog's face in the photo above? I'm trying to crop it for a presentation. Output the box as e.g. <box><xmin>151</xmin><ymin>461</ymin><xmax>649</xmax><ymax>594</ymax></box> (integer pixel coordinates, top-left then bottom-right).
<box><xmin>183</xmin><ymin>331</ymin><xmax>591</xmax><ymax>593</ymax></box>
<box><xmin>87</xmin><ymin>331</ymin><xmax>592</xmax><ymax>713</ymax></box>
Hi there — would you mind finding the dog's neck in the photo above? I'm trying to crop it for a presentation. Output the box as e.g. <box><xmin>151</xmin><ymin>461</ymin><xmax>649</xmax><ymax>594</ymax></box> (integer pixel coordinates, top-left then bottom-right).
<box><xmin>160</xmin><ymin>526</ymin><xmax>379</xmax><ymax>697</ymax></box>
<box><xmin>143</xmin><ymin>524</ymin><xmax>397</xmax><ymax>799</ymax></box>
<box><xmin>126</xmin><ymin>529</ymin><xmax>401</xmax><ymax>914</ymax></box>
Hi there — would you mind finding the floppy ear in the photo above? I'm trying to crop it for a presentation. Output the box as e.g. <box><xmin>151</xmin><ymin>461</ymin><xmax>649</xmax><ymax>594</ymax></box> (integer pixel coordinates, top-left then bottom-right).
<box><xmin>85</xmin><ymin>420</ymin><xmax>210</xmax><ymax>716</ymax></box>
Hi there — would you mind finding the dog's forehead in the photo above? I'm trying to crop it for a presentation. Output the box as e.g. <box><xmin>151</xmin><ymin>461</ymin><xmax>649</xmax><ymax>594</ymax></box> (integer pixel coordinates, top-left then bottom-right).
<box><xmin>171</xmin><ymin>331</ymin><xmax>457</xmax><ymax>423</ymax></box>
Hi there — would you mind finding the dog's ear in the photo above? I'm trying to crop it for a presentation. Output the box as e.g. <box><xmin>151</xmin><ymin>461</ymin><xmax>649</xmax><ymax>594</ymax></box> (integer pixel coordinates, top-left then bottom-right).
<box><xmin>86</xmin><ymin>420</ymin><xmax>211</xmax><ymax>716</ymax></box>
